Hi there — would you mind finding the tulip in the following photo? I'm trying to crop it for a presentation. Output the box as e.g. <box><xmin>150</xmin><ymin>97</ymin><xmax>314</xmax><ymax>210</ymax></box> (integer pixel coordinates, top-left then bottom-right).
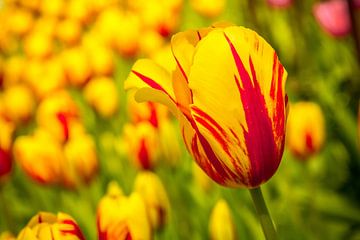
<box><xmin>125</xmin><ymin>23</ymin><xmax>288</xmax><ymax>188</ymax></box>
<box><xmin>127</xmin><ymin>92</ymin><xmax>169</xmax><ymax>128</ymax></box>
<box><xmin>97</xmin><ymin>182</ymin><xmax>151</xmax><ymax>240</ymax></box>
<box><xmin>36</xmin><ymin>90</ymin><xmax>80</xmax><ymax>143</ymax></box>
<box><xmin>13</xmin><ymin>128</ymin><xmax>64</xmax><ymax>184</ymax></box>
<box><xmin>0</xmin><ymin>232</ymin><xmax>15</xmax><ymax>240</ymax></box>
<box><xmin>83</xmin><ymin>77</ymin><xmax>118</xmax><ymax>118</ymax></box>
<box><xmin>65</xmin><ymin>0</ymin><xmax>93</xmax><ymax>24</ymax></box>
<box><xmin>190</xmin><ymin>0</ymin><xmax>226</xmax><ymax>18</ymax></box>
<box><xmin>125</xmin><ymin>23</ymin><xmax>287</xmax><ymax>239</ymax></box>
<box><xmin>123</xmin><ymin>122</ymin><xmax>159</xmax><ymax>170</ymax></box>
<box><xmin>313</xmin><ymin>0</ymin><xmax>351</xmax><ymax>37</ymax></box>
<box><xmin>2</xmin><ymin>84</ymin><xmax>35</xmax><ymax>123</ymax></box>
<box><xmin>3</xmin><ymin>55</ymin><xmax>25</xmax><ymax>87</ymax></box>
<box><xmin>63</xmin><ymin>133</ymin><xmax>98</xmax><ymax>187</ymax></box>
<box><xmin>17</xmin><ymin>212</ymin><xmax>85</xmax><ymax>240</ymax></box>
<box><xmin>61</xmin><ymin>47</ymin><xmax>92</xmax><ymax>87</ymax></box>
<box><xmin>209</xmin><ymin>199</ymin><xmax>236</xmax><ymax>240</ymax></box>
<box><xmin>23</xmin><ymin>31</ymin><xmax>53</xmax><ymax>59</ymax></box>
<box><xmin>266</xmin><ymin>0</ymin><xmax>293</xmax><ymax>8</ymax></box>
<box><xmin>40</xmin><ymin>0</ymin><xmax>64</xmax><ymax>17</ymax></box>
<box><xmin>87</xmin><ymin>45</ymin><xmax>115</xmax><ymax>76</ymax></box>
<box><xmin>133</xmin><ymin>171</ymin><xmax>170</xmax><ymax>230</ymax></box>
<box><xmin>8</xmin><ymin>8</ymin><xmax>34</xmax><ymax>36</ymax></box>
<box><xmin>139</xmin><ymin>30</ymin><xmax>165</xmax><ymax>56</ymax></box>
<box><xmin>286</xmin><ymin>102</ymin><xmax>325</xmax><ymax>159</ymax></box>
<box><xmin>56</xmin><ymin>18</ymin><xmax>82</xmax><ymax>45</ymax></box>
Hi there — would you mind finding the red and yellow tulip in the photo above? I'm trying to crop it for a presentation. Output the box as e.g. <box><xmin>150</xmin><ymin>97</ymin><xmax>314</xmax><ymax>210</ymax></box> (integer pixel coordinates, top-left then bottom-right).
<box><xmin>133</xmin><ymin>171</ymin><xmax>170</xmax><ymax>230</ymax></box>
<box><xmin>286</xmin><ymin>101</ymin><xmax>325</xmax><ymax>159</ymax></box>
<box><xmin>97</xmin><ymin>182</ymin><xmax>151</xmax><ymax>240</ymax></box>
<box><xmin>16</xmin><ymin>212</ymin><xmax>85</xmax><ymax>240</ymax></box>
<box><xmin>125</xmin><ymin>23</ymin><xmax>288</xmax><ymax>188</ymax></box>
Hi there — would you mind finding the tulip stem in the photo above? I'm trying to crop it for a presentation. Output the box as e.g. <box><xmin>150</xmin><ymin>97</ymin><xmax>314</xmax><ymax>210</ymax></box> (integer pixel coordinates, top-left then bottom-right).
<box><xmin>249</xmin><ymin>187</ymin><xmax>277</xmax><ymax>240</ymax></box>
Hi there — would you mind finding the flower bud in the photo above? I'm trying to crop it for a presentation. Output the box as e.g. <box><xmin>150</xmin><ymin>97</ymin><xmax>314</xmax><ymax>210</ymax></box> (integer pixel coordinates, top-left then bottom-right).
<box><xmin>286</xmin><ymin>102</ymin><xmax>325</xmax><ymax>159</ymax></box>
<box><xmin>2</xmin><ymin>84</ymin><xmax>35</xmax><ymax>123</ymax></box>
<box><xmin>190</xmin><ymin>0</ymin><xmax>226</xmax><ymax>18</ymax></box>
<box><xmin>123</xmin><ymin>122</ymin><xmax>159</xmax><ymax>170</ymax></box>
<box><xmin>63</xmin><ymin>133</ymin><xmax>98</xmax><ymax>187</ymax></box>
<box><xmin>209</xmin><ymin>199</ymin><xmax>236</xmax><ymax>240</ymax></box>
<box><xmin>97</xmin><ymin>182</ymin><xmax>151</xmax><ymax>240</ymax></box>
<box><xmin>13</xmin><ymin>128</ymin><xmax>64</xmax><ymax>184</ymax></box>
<box><xmin>8</xmin><ymin>8</ymin><xmax>34</xmax><ymax>36</ymax></box>
<box><xmin>84</xmin><ymin>77</ymin><xmax>118</xmax><ymax>118</ymax></box>
<box><xmin>56</xmin><ymin>18</ymin><xmax>82</xmax><ymax>45</ymax></box>
<box><xmin>24</xmin><ymin>31</ymin><xmax>53</xmax><ymax>59</ymax></box>
<box><xmin>134</xmin><ymin>171</ymin><xmax>170</xmax><ymax>230</ymax></box>
<box><xmin>17</xmin><ymin>212</ymin><xmax>85</xmax><ymax>240</ymax></box>
<box><xmin>3</xmin><ymin>55</ymin><xmax>25</xmax><ymax>87</ymax></box>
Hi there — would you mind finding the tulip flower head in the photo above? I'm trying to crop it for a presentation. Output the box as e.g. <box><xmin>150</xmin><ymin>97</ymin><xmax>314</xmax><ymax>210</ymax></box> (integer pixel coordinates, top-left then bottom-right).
<box><xmin>209</xmin><ymin>199</ymin><xmax>236</xmax><ymax>240</ymax></box>
<box><xmin>286</xmin><ymin>102</ymin><xmax>325</xmax><ymax>159</ymax></box>
<box><xmin>134</xmin><ymin>171</ymin><xmax>170</xmax><ymax>230</ymax></box>
<box><xmin>97</xmin><ymin>182</ymin><xmax>151</xmax><ymax>240</ymax></box>
<box><xmin>313</xmin><ymin>0</ymin><xmax>351</xmax><ymax>37</ymax></box>
<box><xmin>190</xmin><ymin>0</ymin><xmax>226</xmax><ymax>18</ymax></box>
<box><xmin>17</xmin><ymin>212</ymin><xmax>85</xmax><ymax>240</ymax></box>
<box><xmin>125</xmin><ymin>23</ymin><xmax>288</xmax><ymax>188</ymax></box>
<box><xmin>0</xmin><ymin>108</ymin><xmax>15</xmax><ymax>179</ymax></box>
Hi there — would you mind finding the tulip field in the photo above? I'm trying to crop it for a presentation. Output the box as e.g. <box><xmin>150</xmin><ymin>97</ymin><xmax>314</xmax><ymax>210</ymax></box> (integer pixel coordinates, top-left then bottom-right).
<box><xmin>0</xmin><ymin>0</ymin><xmax>360</xmax><ymax>239</ymax></box>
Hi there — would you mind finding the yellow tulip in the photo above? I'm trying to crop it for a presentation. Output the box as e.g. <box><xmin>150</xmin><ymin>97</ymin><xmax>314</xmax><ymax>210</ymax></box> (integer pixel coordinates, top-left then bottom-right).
<box><xmin>123</xmin><ymin>122</ymin><xmax>159</xmax><ymax>170</ymax></box>
<box><xmin>97</xmin><ymin>182</ymin><xmax>151</xmax><ymax>240</ymax></box>
<box><xmin>2</xmin><ymin>84</ymin><xmax>35</xmax><ymax>123</ymax></box>
<box><xmin>63</xmin><ymin>133</ymin><xmax>98</xmax><ymax>187</ymax></box>
<box><xmin>40</xmin><ymin>0</ymin><xmax>64</xmax><ymax>17</ymax></box>
<box><xmin>125</xmin><ymin>23</ymin><xmax>288</xmax><ymax>188</ymax></box>
<box><xmin>36</xmin><ymin>90</ymin><xmax>80</xmax><ymax>143</ymax></box>
<box><xmin>0</xmin><ymin>231</ymin><xmax>15</xmax><ymax>240</ymax></box>
<box><xmin>61</xmin><ymin>47</ymin><xmax>92</xmax><ymax>87</ymax></box>
<box><xmin>65</xmin><ymin>0</ymin><xmax>93</xmax><ymax>24</ymax></box>
<box><xmin>17</xmin><ymin>212</ymin><xmax>85</xmax><ymax>240</ymax></box>
<box><xmin>190</xmin><ymin>0</ymin><xmax>226</xmax><ymax>18</ymax></box>
<box><xmin>139</xmin><ymin>30</ymin><xmax>165</xmax><ymax>56</ymax></box>
<box><xmin>3</xmin><ymin>55</ymin><xmax>26</xmax><ymax>87</ymax></box>
<box><xmin>56</xmin><ymin>18</ymin><xmax>82</xmax><ymax>45</ymax></box>
<box><xmin>13</xmin><ymin>128</ymin><xmax>64</xmax><ymax>184</ymax></box>
<box><xmin>88</xmin><ymin>46</ymin><xmax>115</xmax><ymax>76</ymax></box>
<box><xmin>8</xmin><ymin>8</ymin><xmax>34</xmax><ymax>36</ymax></box>
<box><xmin>83</xmin><ymin>77</ymin><xmax>118</xmax><ymax>118</ymax></box>
<box><xmin>24</xmin><ymin>31</ymin><xmax>53</xmax><ymax>59</ymax></box>
<box><xmin>209</xmin><ymin>199</ymin><xmax>236</xmax><ymax>240</ymax></box>
<box><xmin>19</xmin><ymin>0</ymin><xmax>41</xmax><ymax>11</ymax></box>
<box><xmin>286</xmin><ymin>101</ymin><xmax>325</xmax><ymax>159</ymax></box>
<box><xmin>134</xmin><ymin>171</ymin><xmax>170</xmax><ymax>230</ymax></box>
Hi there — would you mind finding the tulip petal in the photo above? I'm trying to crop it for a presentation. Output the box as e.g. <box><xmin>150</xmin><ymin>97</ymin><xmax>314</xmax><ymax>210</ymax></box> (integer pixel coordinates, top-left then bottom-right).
<box><xmin>125</xmin><ymin>59</ymin><xmax>178</xmax><ymax>115</ymax></box>
<box><xmin>188</xmin><ymin>27</ymin><xmax>287</xmax><ymax>187</ymax></box>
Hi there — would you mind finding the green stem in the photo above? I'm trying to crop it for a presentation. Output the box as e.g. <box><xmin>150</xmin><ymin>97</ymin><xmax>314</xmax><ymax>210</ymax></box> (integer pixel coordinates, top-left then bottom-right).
<box><xmin>249</xmin><ymin>187</ymin><xmax>277</xmax><ymax>240</ymax></box>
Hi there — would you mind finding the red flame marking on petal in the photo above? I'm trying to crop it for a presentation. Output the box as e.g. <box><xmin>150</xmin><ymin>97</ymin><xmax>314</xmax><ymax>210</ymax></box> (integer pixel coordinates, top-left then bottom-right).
<box><xmin>60</xmin><ymin>219</ymin><xmax>86</xmax><ymax>240</ymax></box>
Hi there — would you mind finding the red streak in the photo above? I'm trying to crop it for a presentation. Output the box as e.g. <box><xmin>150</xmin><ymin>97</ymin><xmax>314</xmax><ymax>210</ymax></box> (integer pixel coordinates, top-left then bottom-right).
<box><xmin>61</xmin><ymin>219</ymin><xmax>86</xmax><ymax>240</ymax></box>
<box><xmin>224</xmin><ymin>33</ymin><xmax>285</xmax><ymax>187</ymax></box>
<box><xmin>0</xmin><ymin>148</ymin><xmax>11</xmax><ymax>177</ymax></box>
<box><xmin>56</xmin><ymin>112</ymin><xmax>69</xmax><ymax>141</ymax></box>
<box><xmin>138</xmin><ymin>138</ymin><xmax>151</xmax><ymax>170</ymax></box>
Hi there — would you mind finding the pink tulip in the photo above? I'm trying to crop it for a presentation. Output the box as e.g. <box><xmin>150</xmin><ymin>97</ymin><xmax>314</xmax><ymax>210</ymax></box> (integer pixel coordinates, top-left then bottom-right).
<box><xmin>313</xmin><ymin>0</ymin><xmax>351</xmax><ymax>37</ymax></box>
<box><xmin>267</xmin><ymin>0</ymin><xmax>293</xmax><ymax>8</ymax></box>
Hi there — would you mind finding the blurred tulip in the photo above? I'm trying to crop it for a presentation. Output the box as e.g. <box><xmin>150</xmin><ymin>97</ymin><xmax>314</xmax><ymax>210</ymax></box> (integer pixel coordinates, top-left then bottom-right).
<box><xmin>8</xmin><ymin>8</ymin><xmax>33</xmax><ymax>36</ymax></box>
<box><xmin>84</xmin><ymin>77</ymin><xmax>118</xmax><ymax>118</ymax></box>
<box><xmin>13</xmin><ymin>128</ymin><xmax>64</xmax><ymax>184</ymax></box>
<box><xmin>17</xmin><ymin>212</ymin><xmax>85</xmax><ymax>240</ymax></box>
<box><xmin>123</xmin><ymin>122</ymin><xmax>159</xmax><ymax>170</ymax></box>
<box><xmin>134</xmin><ymin>171</ymin><xmax>170</xmax><ymax>230</ymax></box>
<box><xmin>19</xmin><ymin>0</ymin><xmax>41</xmax><ymax>11</ymax></box>
<box><xmin>63</xmin><ymin>133</ymin><xmax>98</xmax><ymax>187</ymax></box>
<box><xmin>2</xmin><ymin>84</ymin><xmax>35</xmax><ymax>123</ymax></box>
<box><xmin>88</xmin><ymin>45</ymin><xmax>115</xmax><ymax>76</ymax></box>
<box><xmin>266</xmin><ymin>0</ymin><xmax>293</xmax><ymax>8</ymax></box>
<box><xmin>127</xmin><ymin>92</ymin><xmax>168</xmax><ymax>128</ymax></box>
<box><xmin>36</xmin><ymin>90</ymin><xmax>80</xmax><ymax>143</ymax></box>
<box><xmin>139</xmin><ymin>30</ymin><xmax>165</xmax><ymax>56</ymax></box>
<box><xmin>193</xmin><ymin>162</ymin><xmax>214</xmax><ymax>192</ymax></box>
<box><xmin>125</xmin><ymin>23</ymin><xmax>288</xmax><ymax>188</ymax></box>
<box><xmin>313</xmin><ymin>0</ymin><xmax>351</xmax><ymax>37</ymax></box>
<box><xmin>24</xmin><ymin>31</ymin><xmax>53</xmax><ymax>59</ymax></box>
<box><xmin>209</xmin><ymin>199</ymin><xmax>236</xmax><ymax>240</ymax></box>
<box><xmin>32</xmin><ymin>17</ymin><xmax>58</xmax><ymax>37</ymax></box>
<box><xmin>40</xmin><ymin>0</ymin><xmax>64</xmax><ymax>17</ymax></box>
<box><xmin>190</xmin><ymin>0</ymin><xmax>226</xmax><ymax>18</ymax></box>
<box><xmin>0</xmin><ymin>232</ymin><xmax>15</xmax><ymax>240</ymax></box>
<box><xmin>287</xmin><ymin>102</ymin><xmax>326</xmax><ymax>159</ymax></box>
<box><xmin>97</xmin><ymin>182</ymin><xmax>151</xmax><ymax>240</ymax></box>
<box><xmin>65</xmin><ymin>0</ymin><xmax>93</xmax><ymax>24</ymax></box>
<box><xmin>0</xmin><ymin>113</ymin><xmax>14</xmax><ymax>179</ymax></box>
<box><xmin>56</xmin><ymin>18</ymin><xmax>82</xmax><ymax>45</ymax></box>
<box><xmin>3</xmin><ymin>55</ymin><xmax>25</xmax><ymax>87</ymax></box>
<box><xmin>158</xmin><ymin>120</ymin><xmax>182</xmax><ymax>166</ymax></box>
<box><xmin>61</xmin><ymin>47</ymin><xmax>92</xmax><ymax>87</ymax></box>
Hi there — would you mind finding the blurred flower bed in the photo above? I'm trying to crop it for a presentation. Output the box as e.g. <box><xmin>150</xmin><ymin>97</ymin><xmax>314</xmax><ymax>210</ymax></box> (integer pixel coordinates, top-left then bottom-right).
<box><xmin>0</xmin><ymin>0</ymin><xmax>359</xmax><ymax>239</ymax></box>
